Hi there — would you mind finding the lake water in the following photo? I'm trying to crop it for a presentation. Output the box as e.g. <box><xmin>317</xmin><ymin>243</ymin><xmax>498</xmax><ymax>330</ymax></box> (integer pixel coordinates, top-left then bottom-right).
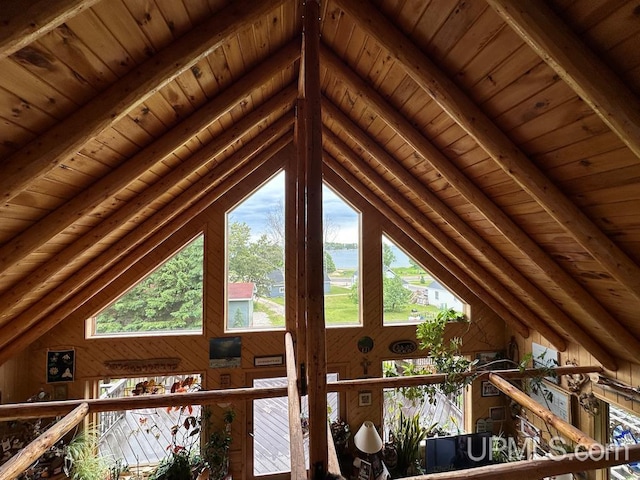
<box><xmin>326</xmin><ymin>244</ymin><xmax>412</xmax><ymax>269</ymax></box>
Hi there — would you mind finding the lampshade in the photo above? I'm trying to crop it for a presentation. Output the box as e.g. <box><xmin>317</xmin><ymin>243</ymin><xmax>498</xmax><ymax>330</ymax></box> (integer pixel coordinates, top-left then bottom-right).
<box><xmin>353</xmin><ymin>420</ymin><xmax>383</xmax><ymax>454</ymax></box>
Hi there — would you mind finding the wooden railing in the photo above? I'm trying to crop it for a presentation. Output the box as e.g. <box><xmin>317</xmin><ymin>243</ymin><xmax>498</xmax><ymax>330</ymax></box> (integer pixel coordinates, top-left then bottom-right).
<box><xmin>98</xmin><ymin>378</ymin><xmax>127</xmax><ymax>436</ymax></box>
<box><xmin>0</xmin><ymin>363</ymin><xmax>608</xmax><ymax>479</ymax></box>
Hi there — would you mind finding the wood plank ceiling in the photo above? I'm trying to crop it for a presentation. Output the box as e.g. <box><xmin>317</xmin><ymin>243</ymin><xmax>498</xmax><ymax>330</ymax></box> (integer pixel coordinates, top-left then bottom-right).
<box><xmin>0</xmin><ymin>0</ymin><xmax>638</xmax><ymax>371</ymax></box>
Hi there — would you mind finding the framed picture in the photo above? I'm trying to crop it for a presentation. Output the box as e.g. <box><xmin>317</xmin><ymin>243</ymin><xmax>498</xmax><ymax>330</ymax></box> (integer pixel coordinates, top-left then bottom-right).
<box><xmin>209</xmin><ymin>336</ymin><xmax>241</xmax><ymax>369</ymax></box>
<box><xmin>490</xmin><ymin>406</ymin><xmax>506</xmax><ymax>421</ymax></box>
<box><xmin>358</xmin><ymin>459</ymin><xmax>372</xmax><ymax>480</ymax></box>
<box><xmin>254</xmin><ymin>354</ymin><xmax>284</xmax><ymax>367</ymax></box>
<box><xmin>481</xmin><ymin>381</ymin><xmax>500</xmax><ymax>397</ymax></box>
<box><xmin>358</xmin><ymin>390</ymin><xmax>372</xmax><ymax>406</ymax></box>
<box><xmin>46</xmin><ymin>349</ymin><xmax>75</xmax><ymax>383</ymax></box>
<box><xmin>53</xmin><ymin>384</ymin><xmax>68</xmax><ymax>401</ymax></box>
<box><xmin>475</xmin><ymin>351</ymin><xmax>508</xmax><ymax>370</ymax></box>
<box><xmin>532</xmin><ymin>342</ymin><xmax>560</xmax><ymax>383</ymax></box>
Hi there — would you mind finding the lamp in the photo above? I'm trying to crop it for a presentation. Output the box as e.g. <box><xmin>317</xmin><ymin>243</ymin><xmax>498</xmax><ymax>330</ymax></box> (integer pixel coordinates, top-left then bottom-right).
<box><xmin>353</xmin><ymin>420</ymin><xmax>383</xmax><ymax>454</ymax></box>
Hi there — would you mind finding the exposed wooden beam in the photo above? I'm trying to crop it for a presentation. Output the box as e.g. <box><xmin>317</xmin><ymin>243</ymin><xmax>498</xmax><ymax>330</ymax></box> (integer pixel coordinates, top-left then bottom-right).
<box><xmin>0</xmin><ymin>365</ymin><xmax>601</xmax><ymax>421</ymax></box>
<box><xmin>328</xmin><ymin>364</ymin><xmax>603</xmax><ymax>393</ymax></box>
<box><xmin>0</xmin><ymin>0</ymin><xmax>100</xmax><ymax>60</ymax></box>
<box><xmin>487</xmin><ymin>0</ymin><xmax>640</xmax><ymax>161</ymax></box>
<box><xmin>0</xmin><ymin>41</ymin><xmax>300</xmax><ymax>276</ymax></box>
<box><xmin>0</xmin><ymin>403</ymin><xmax>88</xmax><ymax>480</ymax></box>
<box><xmin>320</xmin><ymin>44</ymin><xmax>640</xmax><ymax>365</ymax></box>
<box><xmin>489</xmin><ymin>373</ymin><xmax>599</xmax><ymax>447</ymax></box>
<box><xmin>285</xmin><ymin>333</ymin><xmax>307</xmax><ymax>480</ymax></box>
<box><xmin>0</xmin><ymin>89</ymin><xmax>297</xmax><ymax>324</ymax></box>
<box><xmin>301</xmin><ymin>0</ymin><xmax>328</xmax><ymax>476</ymax></box>
<box><xmin>0</xmin><ymin>0</ymin><xmax>286</xmax><ymax>204</ymax></box>
<box><xmin>335</xmin><ymin>0</ymin><xmax>640</xmax><ymax>302</ymax></box>
<box><xmin>292</xmin><ymin>98</ymin><xmax>308</xmax><ymax>378</ymax></box>
<box><xmin>0</xmin><ymin>134</ymin><xmax>292</xmax><ymax>361</ymax></box>
<box><xmin>322</xmin><ymin>100</ymin><xmax>619</xmax><ymax>370</ymax></box>
<box><xmin>0</xmin><ymin>388</ymin><xmax>289</xmax><ymax>422</ymax></box>
<box><xmin>323</xmin><ymin>156</ymin><xmax>540</xmax><ymax>343</ymax></box>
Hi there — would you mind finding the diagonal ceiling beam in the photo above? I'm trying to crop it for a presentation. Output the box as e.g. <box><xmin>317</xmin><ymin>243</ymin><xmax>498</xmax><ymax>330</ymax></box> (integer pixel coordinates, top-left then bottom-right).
<box><xmin>0</xmin><ymin>0</ymin><xmax>286</xmax><ymax>204</ymax></box>
<box><xmin>335</xmin><ymin>0</ymin><xmax>640</xmax><ymax>302</ymax></box>
<box><xmin>322</xmin><ymin>101</ymin><xmax>619</xmax><ymax>369</ymax></box>
<box><xmin>0</xmin><ymin>0</ymin><xmax>101</xmax><ymax>60</ymax></box>
<box><xmin>323</xmin><ymin>154</ymin><xmax>539</xmax><ymax>343</ymax></box>
<box><xmin>486</xmin><ymin>0</ymin><xmax>640</xmax><ymax>161</ymax></box>
<box><xmin>0</xmin><ymin>99</ymin><xmax>296</xmax><ymax>323</ymax></box>
<box><xmin>320</xmin><ymin>45</ymin><xmax>640</xmax><ymax>364</ymax></box>
<box><xmin>0</xmin><ymin>134</ymin><xmax>292</xmax><ymax>361</ymax></box>
<box><xmin>0</xmin><ymin>41</ymin><xmax>300</xmax><ymax>276</ymax></box>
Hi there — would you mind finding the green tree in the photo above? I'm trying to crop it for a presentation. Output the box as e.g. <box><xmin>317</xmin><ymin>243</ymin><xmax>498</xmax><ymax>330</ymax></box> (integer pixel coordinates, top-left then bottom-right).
<box><xmin>383</xmin><ymin>275</ymin><xmax>411</xmax><ymax>312</ymax></box>
<box><xmin>324</xmin><ymin>251</ymin><xmax>336</xmax><ymax>274</ymax></box>
<box><xmin>383</xmin><ymin>242</ymin><xmax>396</xmax><ymax>268</ymax></box>
<box><xmin>227</xmin><ymin>221</ymin><xmax>283</xmax><ymax>296</ymax></box>
<box><xmin>96</xmin><ymin>235</ymin><xmax>204</xmax><ymax>333</ymax></box>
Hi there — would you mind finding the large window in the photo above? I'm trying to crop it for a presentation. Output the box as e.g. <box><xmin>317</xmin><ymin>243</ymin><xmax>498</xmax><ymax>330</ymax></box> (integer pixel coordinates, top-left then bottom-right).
<box><xmin>381</xmin><ymin>236</ymin><xmax>466</xmax><ymax>325</ymax></box>
<box><xmin>226</xmin><ymin>172</ymin><xmax>285</xmax><ymax>330</ymax></box>
<box><xmin>92</xmin><ymin>234</ymin><xmax>204</xmax><ymax>336</ymax></box>
<box><xmin>225</xmin><ymin>176</ymin><xmax>361</xmax><ymax>329</ymax></box>
<box><xmin>323</xmin><ymin>185</ymin><xmax>361</xmax><ymax>326</ymax></box>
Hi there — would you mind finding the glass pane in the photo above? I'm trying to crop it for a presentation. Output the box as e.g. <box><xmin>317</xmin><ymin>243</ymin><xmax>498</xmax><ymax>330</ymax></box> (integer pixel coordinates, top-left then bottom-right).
<box><xmin>609</xmin><ymin>404</ymin><xmax>640</xmax><ymax>479</ymax></box>
<box><xmin>93</xmin><ymin>235</ymin><xmax>204</xmax><ymax>336</ymax></box>
<box><xmin>382</xmin><ymin>235</ymin><xmax>466</xmax><ymax>325</ymax></box>
<box><xmin>226</xmin><ymin>172</ymin><xmax>285</xmax><ymax>330</ymax></box>
<box><xmin>253</xmin><ymin>374</ymin><xmax>339</xmax><ymax>476</ymax></box>
<box><xmin>323</xmin><ymin>185</ymin><xmax>360</xmax><ymax>326</ymax></box>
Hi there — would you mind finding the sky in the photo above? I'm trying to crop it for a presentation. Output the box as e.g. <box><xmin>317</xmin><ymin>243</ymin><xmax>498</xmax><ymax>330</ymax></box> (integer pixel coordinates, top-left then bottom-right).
<box><xmin>227</xmin><ymin>171</ymin><xmax>359</xmax><ymax>243</ymax></box>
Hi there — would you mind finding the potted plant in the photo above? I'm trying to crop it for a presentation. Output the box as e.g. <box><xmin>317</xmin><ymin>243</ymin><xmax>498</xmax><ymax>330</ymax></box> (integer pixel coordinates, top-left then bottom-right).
<box><xmin>416</xmin><ymin>307</ymin><xmax>475</xmax><ymax>396</ymax></box>
<box><xmin>201</xmin><ymin>407</ymin><xmax>235</xmax><ymax>480</ymax></box>
<box><xmin>64</xmin><ymin>429</ymin><xmax>110</xmax><ymax>480</ymax></box>
<box><xmin>387</xmin><ymin>411</ymin><xmax>428</xmax><ymax>477</ymax></box>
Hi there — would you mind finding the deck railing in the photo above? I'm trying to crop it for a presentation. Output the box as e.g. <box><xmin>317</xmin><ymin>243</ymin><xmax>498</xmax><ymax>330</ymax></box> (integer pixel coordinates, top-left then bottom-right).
<box><xmin>98</xmin><ymin>378</ymin><xmax>127</xmax><ymax>436</ymax></box>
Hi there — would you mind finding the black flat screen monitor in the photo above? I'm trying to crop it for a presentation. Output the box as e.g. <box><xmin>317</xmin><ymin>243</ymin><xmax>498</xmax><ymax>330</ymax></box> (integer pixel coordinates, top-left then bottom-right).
<box><xmin>425</xmin><ymin>432</ymin><xmax>493</xmax><ymax>473</ymax></box>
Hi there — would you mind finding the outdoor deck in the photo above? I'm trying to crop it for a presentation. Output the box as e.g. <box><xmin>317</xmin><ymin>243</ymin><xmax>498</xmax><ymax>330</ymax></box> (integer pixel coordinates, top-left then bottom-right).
<box><xmin>99</xmin><ymin>407</ymin><xmax>196</xmax><ymax>473</ymax></box>
<box><xmin>97</xmin><ymin>376</ymin><xmax>458</xmax><ymax>477</ymax></box>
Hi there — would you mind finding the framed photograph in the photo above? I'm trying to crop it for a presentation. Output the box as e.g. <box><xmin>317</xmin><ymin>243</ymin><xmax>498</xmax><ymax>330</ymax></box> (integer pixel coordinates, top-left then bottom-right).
<box><xmin>53</xmin><ymin>384</ymin><xmax>68</xmax><ymax>401</ymax></box>
<box><xmin>254</xmin><ymin>354</ymin><xmax>284</xmax><ymax>367</ymax></box>
<box><xmin>209</xmin><ymin>336</ymin><xmax>241</xmax><ymax>369</ymax></box>
<box><xmin>532</xmin><ymin>342</ymin><xmax>560</xmax><ymax>384</ymax></box>
<box><xmin>475</xmin><ymin>351</ymin><xmax>508</xmax><ymax>370</ymax></box>
<box><xmin>358</xmin><ymin>390</ymin><xmax>372</xmax><ymax>406</ymax></box>
<box><xmin>46</xmin><ymin>349</ymin><xmax>75</xmax><ymax>383</ymax></box>
<box><xmin>481</xmin><ymin>381</ymin><xmax>500</xmax><ymax>397</ymax></box>
<box><xmin>358</xmin><ymin>459</ymin><xmax>372</xmax><ymax>480</ymax></box>
<box><xmin>489</xmin><ymin>406</ymin><xmax>506</xmax><ymax>421</ymax></box>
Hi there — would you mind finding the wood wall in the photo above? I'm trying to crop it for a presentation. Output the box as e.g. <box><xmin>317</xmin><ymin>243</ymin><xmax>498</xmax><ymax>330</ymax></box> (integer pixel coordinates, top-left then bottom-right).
<box><xmin>508</xmin><ymin>329</ymin><xmax>640</xmax><ymax>480</ymax></box>
<box><xmin>13</xmin><ymin>149</ymin><xmax>506</xmax><ymax>478</ymax></box>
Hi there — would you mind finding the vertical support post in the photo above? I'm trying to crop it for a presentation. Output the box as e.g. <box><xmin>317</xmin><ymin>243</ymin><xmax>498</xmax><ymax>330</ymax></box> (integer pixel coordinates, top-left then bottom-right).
<box><xmin>300</xmin><ymin>0</ymin><xmax>328</xmax><ymax>477</ymax></box>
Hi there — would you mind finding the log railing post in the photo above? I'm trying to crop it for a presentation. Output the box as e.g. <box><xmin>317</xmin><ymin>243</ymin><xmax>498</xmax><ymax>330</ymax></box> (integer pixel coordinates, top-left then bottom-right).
<box><xmin>0</xmin><ymin>402</ymin><xmax>89</xmax><ymax>480</ymax></box>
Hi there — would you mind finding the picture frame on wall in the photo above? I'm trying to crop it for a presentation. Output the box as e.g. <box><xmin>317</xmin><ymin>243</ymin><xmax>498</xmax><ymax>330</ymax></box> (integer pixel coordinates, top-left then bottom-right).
<box><xmin>46</xmin><ymin>349</ymin><xmax>75</xmax><ymax>383</ymax></box>
<box><xmin>489</xmin><ymin>406</ymin><xmax>506</xmax><ymax>421</ymax></box>
<box><xmin>53</xmin><ymin>384</ymin><xmax>68</xmax><ymax>401</ymax></box>
<box><xmin>481</xmin><ymin>381</ymin><xmax>500</xmax><ymax>397</ymax></box>
<box><xmin>358</xmin><ymin>390</ymin><xmax>372</xmax><ymax>406</ymax></box>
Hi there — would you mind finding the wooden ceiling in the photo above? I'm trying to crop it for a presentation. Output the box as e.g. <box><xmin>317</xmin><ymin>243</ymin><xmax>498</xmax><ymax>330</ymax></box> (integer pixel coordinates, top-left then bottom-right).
<box><xmin>0</xmin><ymin>0</ymin><xmax>639</xmax><ymax>371</ymax></box>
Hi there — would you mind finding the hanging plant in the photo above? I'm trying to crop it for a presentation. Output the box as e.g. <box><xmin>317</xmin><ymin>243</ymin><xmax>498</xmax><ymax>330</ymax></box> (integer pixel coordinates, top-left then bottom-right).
<box><xmin>415</xmin><ymin>307</ymin><xmax>476</xmax><ymax>398</ymax></box>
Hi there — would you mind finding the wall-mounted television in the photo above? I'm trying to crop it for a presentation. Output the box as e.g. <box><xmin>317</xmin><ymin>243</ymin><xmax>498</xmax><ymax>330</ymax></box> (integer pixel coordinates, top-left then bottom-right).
<box><xmin>425</xmin><ymin>432</ymin><xmax>493</xmax><ymax>473</ymax></box>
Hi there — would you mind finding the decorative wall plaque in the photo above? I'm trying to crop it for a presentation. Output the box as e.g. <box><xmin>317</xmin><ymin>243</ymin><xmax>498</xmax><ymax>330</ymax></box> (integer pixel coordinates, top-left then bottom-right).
<box><xmin>104</xmin><ymin>358</ymin><xmax>181</xmax><ymax>373</ymax></box>
<box><xmin>388</xmin><ymin>340</ymin><xmax>417</xmax><ymax>354</ymax></box>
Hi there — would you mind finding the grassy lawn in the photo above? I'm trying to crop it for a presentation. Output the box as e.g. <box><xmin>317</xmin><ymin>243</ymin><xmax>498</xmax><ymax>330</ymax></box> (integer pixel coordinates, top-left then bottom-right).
<box><xmin>254</xmin><ymin>301</ymin><xmax>284</xmax><ymax>326</ymax></box>
<box><xmin>254</xmin><ymin>283</ymin><xmax>440</xmax><ymax>326</ymax></box>
<box><xmin>325</xmin><ymin>285</ymin><xmax>358</xmax><ymax>325</ymax></box>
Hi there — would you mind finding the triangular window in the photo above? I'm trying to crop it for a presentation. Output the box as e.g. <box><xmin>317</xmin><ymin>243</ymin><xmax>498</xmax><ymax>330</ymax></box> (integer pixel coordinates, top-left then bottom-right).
<box><xmin>381</xmin><ymin>235</ymin><xmax>467</xmax><ymax>325</ymax></box>
<box><xmin>92</xmin><ymin>234</ymin><xmax>204</xmax><ymax>335</ymax></box>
